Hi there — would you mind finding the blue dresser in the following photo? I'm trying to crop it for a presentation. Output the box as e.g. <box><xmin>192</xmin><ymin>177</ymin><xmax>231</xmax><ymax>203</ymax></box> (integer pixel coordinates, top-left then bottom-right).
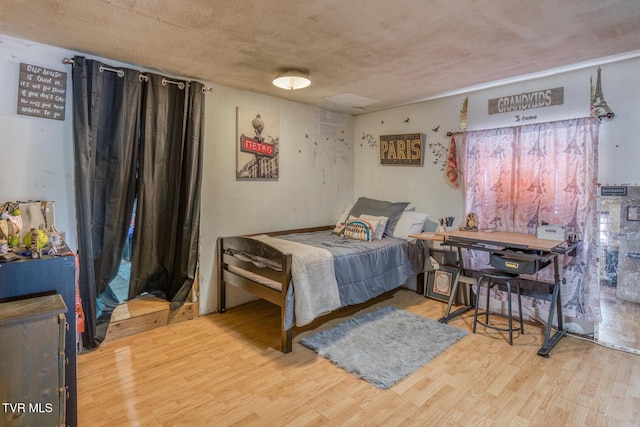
<box><xmin>0</xmin><ymin>254</ymin><xmax>77</xmax><ymax>427</ymax></box>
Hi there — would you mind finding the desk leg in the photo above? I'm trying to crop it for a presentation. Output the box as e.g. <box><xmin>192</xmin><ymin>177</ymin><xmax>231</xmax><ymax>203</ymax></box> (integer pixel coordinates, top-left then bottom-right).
<box><xmin>537</xmin><ymin>259</ymin><xmax>566</xmax><ymax>357</ymax></box>
<box><xmin>438</xmin><ymin>304</ymin><xmax>473</xmax><ymax>324</ymax></box>
<box><xmin>438</xmin><ymin>248</ymin><xmax>473</xmax><ymax>324</ymax></box>
<box><xmin>438</xmin><ymin>268</ymin><xmax>473</xmax><ymax>324</ymax></box>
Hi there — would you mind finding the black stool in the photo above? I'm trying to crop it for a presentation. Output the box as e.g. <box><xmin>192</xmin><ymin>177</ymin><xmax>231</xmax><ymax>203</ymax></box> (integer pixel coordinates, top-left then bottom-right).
<box><xmin>473</xmin><ymin>268</ymin><xmax>524</xmax><ymax>345</ymax></box>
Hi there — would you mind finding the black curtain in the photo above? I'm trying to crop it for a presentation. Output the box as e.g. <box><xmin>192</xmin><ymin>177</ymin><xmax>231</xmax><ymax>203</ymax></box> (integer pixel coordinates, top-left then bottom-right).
<box><xmin>72</xmin><ymin>57</ymin><xmax>204</xmax><ymax>349</ymax></box>
<box><xmin>72</xmin><ymin>57</ymin><xmax>141</xmax><ymax>348</ymax></box>
<box><xmin>129</xmin><ymin>75</ymin><xmax>204</xmax><ymax>307</ymax></box>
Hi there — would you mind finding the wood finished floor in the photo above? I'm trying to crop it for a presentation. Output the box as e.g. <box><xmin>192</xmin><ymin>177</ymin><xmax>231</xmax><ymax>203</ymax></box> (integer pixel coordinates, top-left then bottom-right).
<box><xmin>77</xmin><ymin>289</ymin><xmax>640</xmax><ymax>426</ymax></box>
<box><xmin>598</xmin><ymin>285</ymin><xmax>640</xmax><ymax>352</ymax></box>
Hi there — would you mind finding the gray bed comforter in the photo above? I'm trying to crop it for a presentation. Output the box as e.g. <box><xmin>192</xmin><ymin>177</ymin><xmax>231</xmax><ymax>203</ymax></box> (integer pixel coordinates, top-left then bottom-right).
<box><xmin>278</xmin><ymin>230</ymin><xmax>429</xmax><ymax>328</ymax></box>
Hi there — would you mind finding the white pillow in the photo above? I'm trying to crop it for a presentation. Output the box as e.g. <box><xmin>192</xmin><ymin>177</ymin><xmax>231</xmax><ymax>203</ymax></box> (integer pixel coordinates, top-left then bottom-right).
<box><xmin>359</xmin><ymin>214</ymin><xmax>389</xmax><ymax>240</ymax></box>
<box><xmin>335</xmin><ymin>202</ymin><xmax>355</xmax><ymax>226</ymax></box>
<box><xmin>393</xmin><ymin>211</ymin><xmax>429</xmax><ymax>238</ymax></box>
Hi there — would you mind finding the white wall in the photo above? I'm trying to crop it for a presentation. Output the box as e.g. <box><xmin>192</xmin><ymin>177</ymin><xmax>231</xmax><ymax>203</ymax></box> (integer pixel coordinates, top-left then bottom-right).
<box><xmin>353</xmin><ymin>56</ymin><xmax>640</xmax><ymax>229</ymax></box>
<box><xmin>353</xmin><ymin>97</ymin><xmax>467</xmax><ymax>230</ymax></box>
<box><xmin>353</xmin><ymin>56</ymin><xmax>640</xmax><ymax>334</ymax></box>
<box><xmin>0</xmin><ymin>36</ymin><xmax>77</xmax><ymax>250</ymax></box>
<box><xmin>0</xmin><ymin>34</ymin><xmax>355</xmax><ymax>317</ymax></box>
<box><xmin>199</xmin><ymin>86</ymin><xmax>354</xmax><ymax>314</ymax></box>
<box><xmin>467</xmin><ymin>57</ymin><xmax>640</xmax><ymax>187</ymax></box>
<box><xmin>4</xmin><ymin>32</ymin><xmax>639</xmax><ymax>321</ymax></box>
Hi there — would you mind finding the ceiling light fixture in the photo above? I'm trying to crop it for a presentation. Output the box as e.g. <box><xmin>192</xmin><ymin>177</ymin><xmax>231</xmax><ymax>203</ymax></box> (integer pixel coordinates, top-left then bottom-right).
<box><xmin>272</xmin><ymin>69</ymin><xmax>311</xmax><ymax>90</ymax></box>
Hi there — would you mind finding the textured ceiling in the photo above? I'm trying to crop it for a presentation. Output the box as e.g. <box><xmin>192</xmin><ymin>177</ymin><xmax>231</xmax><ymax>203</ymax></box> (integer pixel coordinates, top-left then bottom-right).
<box><xmin>2</xmin><ymin>0</ymin><xmax>640</xmax><ymax>114</ymax></box>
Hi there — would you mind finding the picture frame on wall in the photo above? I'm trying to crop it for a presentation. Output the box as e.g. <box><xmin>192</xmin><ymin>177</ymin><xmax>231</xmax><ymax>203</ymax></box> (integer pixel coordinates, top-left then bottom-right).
<box><xmin>425</xmin><ymin>265</ymin><xmax>459</xmax><ymax>303</ymax></box>
<box><xmin>628</xmin><ymin>206</ymin><xmax>640</xmax><ymax>221</ymax></box>
<box><xmin>236</xmin><ymin>107</ymin><xmax>280</xmax><ymax>180</ymax></box>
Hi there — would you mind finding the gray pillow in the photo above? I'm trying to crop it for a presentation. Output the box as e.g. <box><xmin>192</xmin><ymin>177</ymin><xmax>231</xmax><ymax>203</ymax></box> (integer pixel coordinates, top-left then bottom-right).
<box><xmin>348</xmin><ymin>197</ymin><xmax>410</xmax><ymax>237</ymax></box>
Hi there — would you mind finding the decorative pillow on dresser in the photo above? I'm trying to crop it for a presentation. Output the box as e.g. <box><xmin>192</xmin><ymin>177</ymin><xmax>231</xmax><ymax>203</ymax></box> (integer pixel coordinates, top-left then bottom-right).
<box><xmin>347</xmin><ymin>197</ymin><xmax>410</xmax><ymax>237</ymax></box>
<box><xmin>343</xmin><ymin>218</ymin><xmax>381</xmax><ymax>242</ymax></box>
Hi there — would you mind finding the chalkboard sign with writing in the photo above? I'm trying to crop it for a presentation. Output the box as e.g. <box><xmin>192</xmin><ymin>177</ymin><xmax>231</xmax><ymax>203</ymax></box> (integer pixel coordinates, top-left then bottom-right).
<box><xmin>16</xmin><ymin>63</ymin><xmax>67</xmax><ymax>121</ymax></box>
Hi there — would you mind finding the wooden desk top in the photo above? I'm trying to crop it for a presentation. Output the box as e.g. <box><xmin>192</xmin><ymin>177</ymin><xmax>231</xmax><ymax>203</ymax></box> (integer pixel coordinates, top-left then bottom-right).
<box><xmin>408</xmin><ymin>232</ymin><xmax>444</xmax><ymax>242</ymax></box>
<box><xmin>410</xmin><ymin>229</ymin><xmax>564</xmax><ymax>252</ymax></box>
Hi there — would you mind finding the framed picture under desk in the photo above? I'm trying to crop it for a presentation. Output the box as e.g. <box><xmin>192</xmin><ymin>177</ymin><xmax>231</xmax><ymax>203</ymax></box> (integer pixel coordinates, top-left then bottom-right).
<box><xmin>426</xmin><ymin>265</ymin><xmax>459</xmax><ymax>302</ymax></box>
<box><xmin>410</xmin><ymin>233</ymin><xmax>464</xmax><ymax>303</ymax></box>
<box><xmin>409</xmin><ymin>232</ymin><xmax>475</xmax><ymax>321</ymax></box>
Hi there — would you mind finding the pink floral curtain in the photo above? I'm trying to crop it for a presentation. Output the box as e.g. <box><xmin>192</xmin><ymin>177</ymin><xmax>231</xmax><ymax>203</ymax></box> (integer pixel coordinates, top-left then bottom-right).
<box><xmin>460</xmin><ymin>117</ymin><xmax>601</xmax><ymax>322</ymax></box>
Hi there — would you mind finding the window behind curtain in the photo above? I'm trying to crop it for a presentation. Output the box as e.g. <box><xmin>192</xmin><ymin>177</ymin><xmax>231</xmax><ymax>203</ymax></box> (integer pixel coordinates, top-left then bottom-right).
<box><xmin>460</xmin><ymin>117</ymin><xmax>601</xmax><ymax>322</ymax></box>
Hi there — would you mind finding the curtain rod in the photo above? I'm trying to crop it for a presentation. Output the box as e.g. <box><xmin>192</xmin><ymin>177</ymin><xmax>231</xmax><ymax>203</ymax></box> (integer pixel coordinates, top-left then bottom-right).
<box><xmin>62</xmin><ymin>57</ymin><xmax>213</xmax><ymax>93</ymax></box>
<box><xmin>446</xmin><ymin>116</ymin><xmax>606</xmax><ymax>137</ymax></box>
<box><xmin>100</xmin><ymin>65</ymin><xmax>125</xmax><ymax>77</ymax></box>
<box><xmin>162</xmin><ymin>78</ymin><xmax>185</xmax><ymax>90</ymax></box>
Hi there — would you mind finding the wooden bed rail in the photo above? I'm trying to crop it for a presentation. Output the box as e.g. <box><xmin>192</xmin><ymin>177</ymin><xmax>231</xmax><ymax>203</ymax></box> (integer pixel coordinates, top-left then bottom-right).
<box><xmin>217</xmin><ymin>225</ymin><xmax>427</xmax><ymax>353</ymax></box>
<box><xmin>248</xmin><ymin>225</ymin><xmax>334</xmax><ymax>237</ymax></box>
<box><xmin>217</xmin><ymin>225</ymin><xmax>332</xmax><ymax>353</ymax></box>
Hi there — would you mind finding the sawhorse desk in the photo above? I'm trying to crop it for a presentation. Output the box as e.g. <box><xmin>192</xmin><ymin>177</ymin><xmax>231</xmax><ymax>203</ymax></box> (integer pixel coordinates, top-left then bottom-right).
<box><xmin>411</xmin><ymin>230</ymin><xmax>578</xmax><ymax>357</ymax></box>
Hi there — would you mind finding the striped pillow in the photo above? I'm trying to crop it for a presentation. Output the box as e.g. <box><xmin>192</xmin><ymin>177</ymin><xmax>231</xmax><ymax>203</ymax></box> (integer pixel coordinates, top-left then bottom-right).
<box><xmin>343</xmin><ymin>218</ymin><xmax>380</xmax><ymax>242</ymax></box>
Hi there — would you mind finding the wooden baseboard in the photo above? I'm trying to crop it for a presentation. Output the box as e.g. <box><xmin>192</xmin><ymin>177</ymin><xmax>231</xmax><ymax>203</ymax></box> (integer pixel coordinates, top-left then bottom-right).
<box><xmin>104</xmin><ymin>294</ymin><xmax>197</xmax><ymax>342</ymax></box>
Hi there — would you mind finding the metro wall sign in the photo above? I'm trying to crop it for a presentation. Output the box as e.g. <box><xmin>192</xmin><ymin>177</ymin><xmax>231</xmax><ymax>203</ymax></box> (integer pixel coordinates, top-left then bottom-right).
<box><xmin>239</xmin><ymin>135</ymin><xmax>275</xmax><ymax>157</ymax></box>
<box><xmin>488</xmin><ymin>87</ymin><xmax>564</xmax><ymax>115</ymax></box>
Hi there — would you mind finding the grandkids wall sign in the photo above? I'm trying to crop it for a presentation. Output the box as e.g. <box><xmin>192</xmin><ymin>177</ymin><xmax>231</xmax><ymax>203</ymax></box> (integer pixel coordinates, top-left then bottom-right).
<box><xmin>488</xmin><ymin>87</ymin><xmax>564</xmax><ymax>115</ymax></box>
<box><xmin>379</xmin><ymin>133</ymin><xmax>424</xmax><ymax>166</ymax></box>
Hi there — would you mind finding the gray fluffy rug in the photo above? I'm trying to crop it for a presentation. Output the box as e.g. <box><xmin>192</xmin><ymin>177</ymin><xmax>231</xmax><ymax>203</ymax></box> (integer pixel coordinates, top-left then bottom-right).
<box><xmin>300</xmin><ymin>306</ymin><xmax>467</xmax><ymax>389</ymax></box>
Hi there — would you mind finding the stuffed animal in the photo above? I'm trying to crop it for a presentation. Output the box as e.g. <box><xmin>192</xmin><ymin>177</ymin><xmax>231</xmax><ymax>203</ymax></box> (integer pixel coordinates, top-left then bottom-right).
<box><xmin>23</xmin><ymin>228</ymin><xmax>49</xmax><ymax>249</ymax></box>
<box><xmin>1</xmin><ymin>210</ymin><xmax>23</xmax><ymax>247</ymax></box>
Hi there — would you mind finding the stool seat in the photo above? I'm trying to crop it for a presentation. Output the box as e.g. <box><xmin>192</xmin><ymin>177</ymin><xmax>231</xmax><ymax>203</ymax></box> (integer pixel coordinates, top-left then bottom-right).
<box><xmin>473</xmin><ymin>268</ymin><xmax>524</xmax><ymax>345</ymax></box>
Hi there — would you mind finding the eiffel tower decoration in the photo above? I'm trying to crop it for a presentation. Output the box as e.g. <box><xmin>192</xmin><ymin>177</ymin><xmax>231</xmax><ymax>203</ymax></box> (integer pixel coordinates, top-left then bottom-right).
<box><xmin>490</xmin><ymin>179</ymin><xmax>504</xmax><ymax>193</ymax></box>
<box><xmin>564</xmin><ymin>201</ymin><xmax>584</xmax><ymax>274</ymax></box>
<box><xmin>563</xmin><ymin>278</ymin><xmax>586</xmax><ymax>314</ymax></box>
<box><xmin>563</xmin><ymin>138</ymin><xmax>583</xmax><ymax>156</ymax></box>
<box><xmin>566</xmin><ymin>199</ymin><xmax>581</xmax><ymax>234</ymax></box>
<box><xmin>528</xmin><ymin>163</ymin><xmax>545</xmax><ymax>194</ymax></box>
<box><xmin>490</xmin><ymin>143</ymin><xmax>507</xmax><ymax>159</ymax></box>
<box><xmin>565</xmin><ymin>255</ymin><xmax>585</xmax><ymax>275</ymax></box>
<box><xmin>527</xmin><ymin>137</ymin><xmax>546</xmax><ymax>157</ymax></box>
<box><xmin>563</xmin><ymin>162</ymin><xmax>582</xmax><ymax>194</ymax></box>
<box><xmin>591</xmin><ymin>67</ymin><xmax>615</xmax><ymax>119</ymax></box>
<box><xmin>489</xmin><ymin>215</ymin><xmax>504</xmax><ymax>228</ymax></box>
<box><xmin>527</xmin><ymin>199</ymin><xmax>541</xmax><ymax>232</ymax></box>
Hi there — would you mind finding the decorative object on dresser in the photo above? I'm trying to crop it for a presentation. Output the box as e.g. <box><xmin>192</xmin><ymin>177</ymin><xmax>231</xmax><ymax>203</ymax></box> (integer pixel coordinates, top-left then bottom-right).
<box><xmin>300</xmin><ymin>306</ymin><xmax>467</xmax><ymax>389</ymax></box>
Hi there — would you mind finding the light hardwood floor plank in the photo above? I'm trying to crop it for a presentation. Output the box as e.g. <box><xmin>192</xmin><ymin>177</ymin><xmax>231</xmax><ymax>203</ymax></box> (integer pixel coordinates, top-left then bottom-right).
<box><xmin>78</xmin><ymin>289</ymin><xmax>640</xmax><ymax>426</ymax></box>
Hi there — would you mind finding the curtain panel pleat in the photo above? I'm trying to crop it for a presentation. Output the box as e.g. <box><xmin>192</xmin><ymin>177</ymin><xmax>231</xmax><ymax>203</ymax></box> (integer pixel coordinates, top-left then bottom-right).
<box><xmin>72</xmin><ymin>56</ymin><xmax>204</xmax><ymax>348</ymax></box>
<box><xmin>72</xmin><ymin>57</ymin><xmax>141</xmax><ymax>348</ymax></box>
<box><xmin>170</xmin><ymin>81</ymin><xmax>205</xmax><ymax>308</ymax></box>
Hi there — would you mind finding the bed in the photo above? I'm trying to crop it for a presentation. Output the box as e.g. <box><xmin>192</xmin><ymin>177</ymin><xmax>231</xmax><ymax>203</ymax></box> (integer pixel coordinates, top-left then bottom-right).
<box><xmin>217</xmin><ymin>212</ymin><xmax>431</xmax><ymax>353</ymax></box>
